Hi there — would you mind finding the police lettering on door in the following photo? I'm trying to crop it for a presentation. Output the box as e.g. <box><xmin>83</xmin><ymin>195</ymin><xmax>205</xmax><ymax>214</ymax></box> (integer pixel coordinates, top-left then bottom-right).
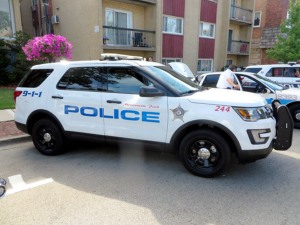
<box><xmin>65</xmin><ymin>105</ymin><xmax>160</xmax><ymax>123</ymax></box>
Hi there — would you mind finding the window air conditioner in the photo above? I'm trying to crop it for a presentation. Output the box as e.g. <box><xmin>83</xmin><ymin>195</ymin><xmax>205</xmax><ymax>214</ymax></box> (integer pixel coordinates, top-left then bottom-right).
<box><xmin>51</xmin><ymin>15</ymin><xmax>59</xmax><ymax>24</ymax></box>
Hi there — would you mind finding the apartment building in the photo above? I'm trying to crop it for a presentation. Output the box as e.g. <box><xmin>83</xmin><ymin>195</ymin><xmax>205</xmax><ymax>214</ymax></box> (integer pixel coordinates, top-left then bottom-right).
<box><xmin>20</xmin><ymin>0</ymin><xmax>255</xmax><ymax>74</ymax></box>
<box><xmin>0</xmin><ymin>0</ymin><xmax>22</xmax><ymax>40</ymax></box>
<box><xmin>250</xmin><ymin>0</ymin><xmax>289</xmax><ymax>65</ymax></box>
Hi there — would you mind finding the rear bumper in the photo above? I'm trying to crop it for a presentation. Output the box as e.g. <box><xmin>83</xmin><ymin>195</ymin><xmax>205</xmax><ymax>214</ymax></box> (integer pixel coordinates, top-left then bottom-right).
<box><xmin>15</xmin><ymin>121</ymin><xmax>29</xmax><ymax>134</ymax></box>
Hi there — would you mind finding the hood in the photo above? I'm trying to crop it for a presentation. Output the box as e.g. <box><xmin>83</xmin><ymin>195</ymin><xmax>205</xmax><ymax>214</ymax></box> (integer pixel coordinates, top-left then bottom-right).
<box><xmin>169</xmin><ymin>62</ymin><xmax>195</xmax><ymax>79</ymax></box>
<box><xmin>276</xmin><ymin>88</ymin><xmax>300</xmax><ymax>95</ymax></box>
<box><xmin>188</xmin><ymin>89</ymin><xmax>267</xmax><ymax>107</ymax></box>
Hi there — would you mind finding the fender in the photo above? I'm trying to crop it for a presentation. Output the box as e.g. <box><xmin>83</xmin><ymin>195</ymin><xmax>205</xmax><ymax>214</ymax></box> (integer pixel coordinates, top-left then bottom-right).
<box><xmin>26</xmin><ymin>109</ymin><xmax>66</xmax><ymax>136</ymax></box>
<box><xmin>168</xmin><ymin>120</ymin><xmax>242</xmax><ymax>153</ymax></box>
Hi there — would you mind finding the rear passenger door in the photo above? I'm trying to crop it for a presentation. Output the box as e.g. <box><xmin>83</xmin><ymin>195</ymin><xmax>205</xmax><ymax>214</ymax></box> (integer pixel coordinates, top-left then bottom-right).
<box><xmin>101</xmin><ymin>66</ymin><xmax>168</xmax><ymax>143</ymax></box>
<box><xmin>47</xmin><ymin>66</ymin><xmax>105</xmax><ymax>138</ymax></box>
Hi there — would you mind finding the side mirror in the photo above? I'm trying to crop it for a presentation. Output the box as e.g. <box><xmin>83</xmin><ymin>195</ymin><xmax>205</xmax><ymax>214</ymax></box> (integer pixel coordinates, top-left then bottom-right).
<box><xmin>0</xmin><ymin>178</ymin><xmax>7</xmax><ymax>199</ymax></box>
<box><xmin>139</xmin><ymin>86</ymin><xmax>165</xmax><ymax>97</ymax></box>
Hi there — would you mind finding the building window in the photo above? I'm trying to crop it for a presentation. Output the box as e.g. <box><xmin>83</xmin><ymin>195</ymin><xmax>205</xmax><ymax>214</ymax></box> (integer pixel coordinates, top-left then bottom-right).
<box><xmin>0</xmin><ymin>0</ymin><xmax>15</xmax><ymax>39</ymax></box>
<box><xmin>200</xmin><ymin>22</ymin><xmax>215</xmax><ymax>38</ymax></box>
<box><xmin>163</xmin><ymin>16</ymin><xmax>183</xmax><ymax>35</ymax></box>
<box><xmin>254</xmin><ymin>12</ymin><xmax>261</xmax><ymax>27</ymax></box>
<box><xmin>226</xmin><ymin>59</ymin><xmax>233</xmax><ymax>65</ymax></box>
<box><xmin>198</xmin><ymin>59</ymin><xmax>213</xmax><ymax>73</ymax></box>
<box><xmin>162</xmin><ymin>58</ymin><xmax>182</xmax><ymax>65</ymax></box>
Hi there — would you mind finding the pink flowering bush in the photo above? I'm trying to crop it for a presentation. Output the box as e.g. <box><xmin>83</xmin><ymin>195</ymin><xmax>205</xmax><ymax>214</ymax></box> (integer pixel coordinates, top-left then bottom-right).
<box><xmin>22</xmin><ymin>34</ymin><xmax>73</xmax><ymax>62</ymax></box>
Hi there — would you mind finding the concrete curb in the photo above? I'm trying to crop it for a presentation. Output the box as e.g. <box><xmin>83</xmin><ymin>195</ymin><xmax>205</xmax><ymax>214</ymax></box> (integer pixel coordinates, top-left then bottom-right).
<box><xmin>0</xmin><ymin>135</ymin><xmax>31</xmax><ymax>145</ymax></box>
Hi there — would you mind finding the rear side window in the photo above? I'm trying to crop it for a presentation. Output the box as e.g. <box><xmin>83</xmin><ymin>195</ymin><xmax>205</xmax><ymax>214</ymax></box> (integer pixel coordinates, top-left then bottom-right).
<box><xmin>266</xmin><ymin>68</ymin><xmax>293</xmax><ymax>77</ymax></box>
<box><xmin>19</xmin><ymin>69</ymin><xmax>54</xmax><ymax>87</ymax></box>
<box><xmin>202</xmin><ymin>74</ymin><xmax>220</xmax><ymax>88</ymax></box>
<box><xmin>244</xmin><ymin>68</ymin><xmax>262</xmax><ymax>74</ymax></box>
<box><xmin>57</xmin><ymin>67</ymin><xmax>105</xmax><ymax>91</ymax></box>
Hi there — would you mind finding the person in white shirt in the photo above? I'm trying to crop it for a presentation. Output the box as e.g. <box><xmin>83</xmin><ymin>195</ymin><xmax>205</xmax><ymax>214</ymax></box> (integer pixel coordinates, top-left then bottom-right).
<box><xmin>216</xmin><ymin>65</ymin><xmax>240</xmax><ymax>89</ymax></box>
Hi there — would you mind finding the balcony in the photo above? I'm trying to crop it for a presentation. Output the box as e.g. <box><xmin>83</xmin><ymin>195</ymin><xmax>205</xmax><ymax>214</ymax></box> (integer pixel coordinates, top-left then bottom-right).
<box><xmin>108</xmin><ymin>0</ymin><xmax>157</xmax><ymax>6</ymax></box>
<box><xmin>227</xmin><ymin>40</ymin><xmax>250</xmax><ymax>55</ymax></box>
<box><xmin>230</xmin><ymin>5</ymin><xmax>253</xmax><ymax>25</ymax></box>
<box><xmin>102</xmin><ymin>26</ymin><xmax>156</xmax><ymax>51</ymax></box>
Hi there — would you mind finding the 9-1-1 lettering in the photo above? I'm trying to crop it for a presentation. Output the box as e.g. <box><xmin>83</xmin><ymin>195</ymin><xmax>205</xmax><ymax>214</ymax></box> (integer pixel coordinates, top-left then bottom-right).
<box><xmin>22</xmin><ymin>91</ymin><xmax>42</xmax><ymax>97</ymax></box>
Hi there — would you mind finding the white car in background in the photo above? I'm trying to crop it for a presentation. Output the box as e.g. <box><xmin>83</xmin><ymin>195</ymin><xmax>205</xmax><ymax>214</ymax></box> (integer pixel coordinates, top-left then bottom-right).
<box><xmin>197</xmin><ymin>71</ymin><xmax>300</xmax><ymax>128</ymax></box>
<box><xmin>244</xmin><ymin>63</ymin><xmax>300</xmax><ymax>88</ymax></box>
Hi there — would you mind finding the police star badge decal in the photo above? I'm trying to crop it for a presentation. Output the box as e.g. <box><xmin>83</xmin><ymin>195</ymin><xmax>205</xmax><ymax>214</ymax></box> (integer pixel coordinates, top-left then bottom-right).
<box><xmin>170</xmin><ymin>103</ymin><xmax>188</xmax><ymax>122</ymax></box>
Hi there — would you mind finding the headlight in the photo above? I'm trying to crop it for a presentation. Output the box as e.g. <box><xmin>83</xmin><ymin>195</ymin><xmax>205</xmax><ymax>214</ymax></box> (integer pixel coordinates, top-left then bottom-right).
<box><xmin>233</xmin><ymin>107</ymin><xmax>268</xmax><ymax>122</ymax></box>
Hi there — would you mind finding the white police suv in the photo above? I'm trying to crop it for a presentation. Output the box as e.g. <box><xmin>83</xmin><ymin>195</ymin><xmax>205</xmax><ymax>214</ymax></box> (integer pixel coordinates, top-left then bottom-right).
<box><xmin>244</xmin><ymin>63</ymin><xmax>300</xmax><ymax>88</ymax></box>
<box><xmin>14</xmin><ymin>60</ymin><xmax>293</xmax><ymax>177</ymax></box>
<box><xmin>197</xmin><ymin>71</ymin><xmax>300</xmax><ymax>129</ymax></box>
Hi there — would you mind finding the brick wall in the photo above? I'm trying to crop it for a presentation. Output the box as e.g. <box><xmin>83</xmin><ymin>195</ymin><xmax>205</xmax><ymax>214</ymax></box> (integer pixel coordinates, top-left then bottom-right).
<box><xmin>261</xmin><ymin>49</ymin><xmax>278</xmax><ymax>64</ymax></box>
<box><xmin>265</xmin><ymin>0</ymin><xmax>289</xmax><ymax>27</ymax></box>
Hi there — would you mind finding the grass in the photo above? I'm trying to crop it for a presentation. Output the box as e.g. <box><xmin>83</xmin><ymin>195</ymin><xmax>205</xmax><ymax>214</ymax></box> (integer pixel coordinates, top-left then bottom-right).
<box><xmin>0</xmin><ymin>89</ymin><xmax>15</xmax><ymax>109</ymax></box>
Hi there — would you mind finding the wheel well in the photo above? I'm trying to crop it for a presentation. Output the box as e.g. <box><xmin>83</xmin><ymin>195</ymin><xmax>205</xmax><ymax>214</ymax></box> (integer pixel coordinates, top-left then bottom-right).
<box><xmin>171</xmin><ymin>123</ymin><xmax>238</xmax><ymax>155</ymax></box>
<box><xmin>27</xmin><ymin>112</ymin><xmax>64</xmax><ymax>136</ymax></box>
<box><xmin>287</xmin><ymin>101</ymin><xmax>300</xmax><ymax>109</ymax></box>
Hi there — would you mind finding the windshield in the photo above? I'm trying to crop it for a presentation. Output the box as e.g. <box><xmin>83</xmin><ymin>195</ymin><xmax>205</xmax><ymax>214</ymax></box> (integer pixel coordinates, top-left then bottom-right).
<box><xmin>244</xmin><ymin>67</ymin><xmax>262</xmax><ymax>74</ymax></box>
<box><xmin>143</xmin><ymin>66</ymin><xmax>201</xmax><ymax>94</ymax></box>
<box><xmin>253</xmin><ymin>74</ymin><xmax>283</xmax><ymax>90</ymax></box>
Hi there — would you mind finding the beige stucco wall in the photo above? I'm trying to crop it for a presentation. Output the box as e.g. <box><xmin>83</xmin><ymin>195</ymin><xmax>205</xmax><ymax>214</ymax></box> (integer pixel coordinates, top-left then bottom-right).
<box><xmin>183</xmin><ymin>0</ymin><xmax>200</xmax><ymax>74</ymax></box>
<box><xmin>12</xmin><ymin>0</ymin><xmax>22</xmax><ymax>32</ymax></box>
<box><xmin>52</xmin><ymin>0</ymin><xmax>102</xmax><ymax>60</ymax></box>
<box><xmin>215</xmin><ymin>0</ymin><xmax>231</xmax><ymax>71</ymax></box>
<box><xmin>20</xmin><ymin>0</ymin><xmax>34</xmax><ymax>37</ymax></box>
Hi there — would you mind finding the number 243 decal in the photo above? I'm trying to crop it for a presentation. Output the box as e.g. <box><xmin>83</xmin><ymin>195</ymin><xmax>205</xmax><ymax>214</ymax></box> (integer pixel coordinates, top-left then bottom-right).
<box><xmin>215</xmin><ymin>106</ymin><xmax>231</xmax><ymax>112</ymax></box>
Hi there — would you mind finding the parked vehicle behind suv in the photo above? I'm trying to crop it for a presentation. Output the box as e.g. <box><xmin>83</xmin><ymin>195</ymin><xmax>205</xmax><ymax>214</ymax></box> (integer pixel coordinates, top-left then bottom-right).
<box><xmin>14</xmin><ymin>61</ymin><xmax>293</xmax><ymax>177</ymax></box>
<box><xmin>244</xmin><ymin>63</ymin><xmax>300</xmax><ymax>88</ymax></box>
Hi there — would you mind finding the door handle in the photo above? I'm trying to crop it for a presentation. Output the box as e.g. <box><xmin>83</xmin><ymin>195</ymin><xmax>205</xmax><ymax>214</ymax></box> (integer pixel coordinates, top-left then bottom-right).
<box><xmin>52</xmin><ymin>96</ymin><xmax>63</xmax><ymax>99</ymax></box>
<box><xmin>296</xmin><ymin>80</ymin><xmax>300</xmax><ymax>82</ymax></box>
<box><xmin>107</xmin><ymin>100</ymin><xmax>122</xmax><ymax>104</ymax></box>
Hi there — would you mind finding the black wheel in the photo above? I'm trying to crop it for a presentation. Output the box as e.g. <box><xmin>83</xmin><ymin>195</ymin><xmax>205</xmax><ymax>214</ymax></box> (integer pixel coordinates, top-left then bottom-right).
<box><xmin>179</xmin><ymin>129</ymin><xmax>231</xmax><ymax>178</ymax></box>
<box><xmin>32</xmin><ymin>118</ymin><xmax>65</xmax><ymax>155</ymax></box>
<box><xmin>288</xmin><ymin>104</ymin><xmax>300</xmax><ymax>129</ymax></box>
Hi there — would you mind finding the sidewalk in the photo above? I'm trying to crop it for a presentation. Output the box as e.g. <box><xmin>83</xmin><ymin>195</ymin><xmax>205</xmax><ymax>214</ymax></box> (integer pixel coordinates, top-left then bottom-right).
<box><xmin>0</xmin><ymin>109</ymin><xmax>29</xmax><ymax>141</ymax></box>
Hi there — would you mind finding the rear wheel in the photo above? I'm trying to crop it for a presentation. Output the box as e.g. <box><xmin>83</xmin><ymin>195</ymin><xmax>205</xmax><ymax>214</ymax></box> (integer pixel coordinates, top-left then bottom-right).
<box><xmin>179</xmin><ymin>129</ymin><xmax>231</xmax><ymax>178</ymax></box>
<box><xmin>32</xmin><ymin>118</ymin><xmax>65</xmax><ymax>155</ymax></box>
<box><xmin>288</xmin><ymin>104</ymin><xmax>300</xmax><ymax>129</ymax></box>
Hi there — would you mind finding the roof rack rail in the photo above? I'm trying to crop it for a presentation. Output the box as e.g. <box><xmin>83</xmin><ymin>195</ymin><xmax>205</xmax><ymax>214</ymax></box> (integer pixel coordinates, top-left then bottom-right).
<box><xmin>100</xmin><ymin>54</ymin><xmax>143</xmax><ymax>61</ymax></box>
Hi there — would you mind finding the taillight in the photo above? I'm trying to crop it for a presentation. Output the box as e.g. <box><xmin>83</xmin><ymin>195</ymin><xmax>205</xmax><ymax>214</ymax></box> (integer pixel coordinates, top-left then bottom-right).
<box><xmin>14</xmin><ymin>90</ymin><xmax>22</xmax><ymax>104</ymax></box>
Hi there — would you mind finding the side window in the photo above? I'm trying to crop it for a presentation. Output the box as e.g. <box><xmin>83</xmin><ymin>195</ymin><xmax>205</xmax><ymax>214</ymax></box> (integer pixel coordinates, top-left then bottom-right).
<box><xmin>202</xmin><ymin>74</ymin><xmax>220</xmax><ymax>88</ymax></box>
<box><xmin>57</xmin><ymin>67</ymin><xmax>104</xmax><ymax>91</ymax></box>
<box><xmin>239</xmin><ymin>76</ymin><xmax>259</xmax><ymax>93</ymax></box>
<box><xmin>19</xmin><ymin>69</ymin><xmax>54</xmax><ymax>88</ymax></box>
<box><xmin>269</xmin><ymin>68</ymin><xmax>289</xmax><ymax>77</ymax></box>
<box><xmin>105</xmin><ymin>67</ymin><xmax>153</xmax><ymax>94</ymax></box>
<box><xmin>265</xmin><ymin>68</ymin><xmax>272</xmax><ymax>77</ymax></box>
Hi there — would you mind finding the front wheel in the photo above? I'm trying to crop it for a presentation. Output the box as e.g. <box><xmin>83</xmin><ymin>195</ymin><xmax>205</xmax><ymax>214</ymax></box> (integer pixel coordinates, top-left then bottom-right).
<box><xmin>32</xmin><ymin>118</ymin><xmax>65</xmax><ymax>156</ymax></box>
<box><xmin>288</xmin><ymin>104</ymin><xmax>300</xmax><ymax>129</ymax></box>
<box><xmin>179</xmin><ymin>129</ymin><xmax>231</xmax><ymax>178</ymax></box>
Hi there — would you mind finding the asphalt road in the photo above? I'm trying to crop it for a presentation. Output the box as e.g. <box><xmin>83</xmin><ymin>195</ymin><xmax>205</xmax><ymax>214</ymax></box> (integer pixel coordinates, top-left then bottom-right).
<box><xmin>0</xmin><ymin>130</ymin><xmax>300</xmax><ymax>225</ymax></box>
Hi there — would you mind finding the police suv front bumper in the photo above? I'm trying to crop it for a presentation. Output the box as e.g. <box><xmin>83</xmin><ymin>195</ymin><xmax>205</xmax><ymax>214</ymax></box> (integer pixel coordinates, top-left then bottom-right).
<box><xmin>238</xmin><ymin>100</ymin><xmax>293</xmax><ymax>164</ymax></box>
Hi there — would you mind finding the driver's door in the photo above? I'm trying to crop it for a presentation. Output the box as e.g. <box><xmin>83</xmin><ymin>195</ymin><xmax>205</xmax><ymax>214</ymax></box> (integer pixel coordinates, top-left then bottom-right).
<box><xmin>235</xmin><ymin>74</ymin><xmax>276</xmax><ymax>104</ymax></box>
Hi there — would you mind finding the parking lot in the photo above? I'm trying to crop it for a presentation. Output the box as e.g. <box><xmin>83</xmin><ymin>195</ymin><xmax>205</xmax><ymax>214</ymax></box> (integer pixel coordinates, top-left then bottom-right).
<box><xmin>1</xmin><ymin>129</ymin><xmax>300</xmax><ymax>225</ymax></box>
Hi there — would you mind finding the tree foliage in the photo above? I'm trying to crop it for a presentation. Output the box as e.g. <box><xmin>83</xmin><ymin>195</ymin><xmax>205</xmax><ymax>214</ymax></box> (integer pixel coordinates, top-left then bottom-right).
<box><xmin>266</xmin><ymin>0</ymin><xmax>300</xmax><ymax>63</ymax></box>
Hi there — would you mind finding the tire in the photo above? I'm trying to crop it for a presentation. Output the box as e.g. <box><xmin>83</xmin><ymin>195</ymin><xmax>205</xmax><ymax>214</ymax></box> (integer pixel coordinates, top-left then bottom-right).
<box><xmin>288</xmin><ymin>104</ymin><xmax>300</xmax><ymax>129</ymax></box>
<box><xmin>32</xmin><ymin>118</ymin><xmax>65</xmax><ymax>156</ymax></box>
<box><xmin>179</xmin><ymin>129</ymin><xmax>231</xmax><ymax>178</ymax></box>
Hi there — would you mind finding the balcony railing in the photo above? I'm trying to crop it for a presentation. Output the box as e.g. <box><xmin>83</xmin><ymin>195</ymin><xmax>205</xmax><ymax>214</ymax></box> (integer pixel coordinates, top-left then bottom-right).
<box><xmin>103</xmin><ymin>26</ymin><xmax>155</xmax><ymax>49</ymax></box>
<box><xmin>227</xmin><ymin>40</ymin><xmax>250</xmax><ymax>54</ymax></box>
<box><xmin>230</xmin><ymin>5</ymin><xmax>253</xmax><ymax>24</ymax></box>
